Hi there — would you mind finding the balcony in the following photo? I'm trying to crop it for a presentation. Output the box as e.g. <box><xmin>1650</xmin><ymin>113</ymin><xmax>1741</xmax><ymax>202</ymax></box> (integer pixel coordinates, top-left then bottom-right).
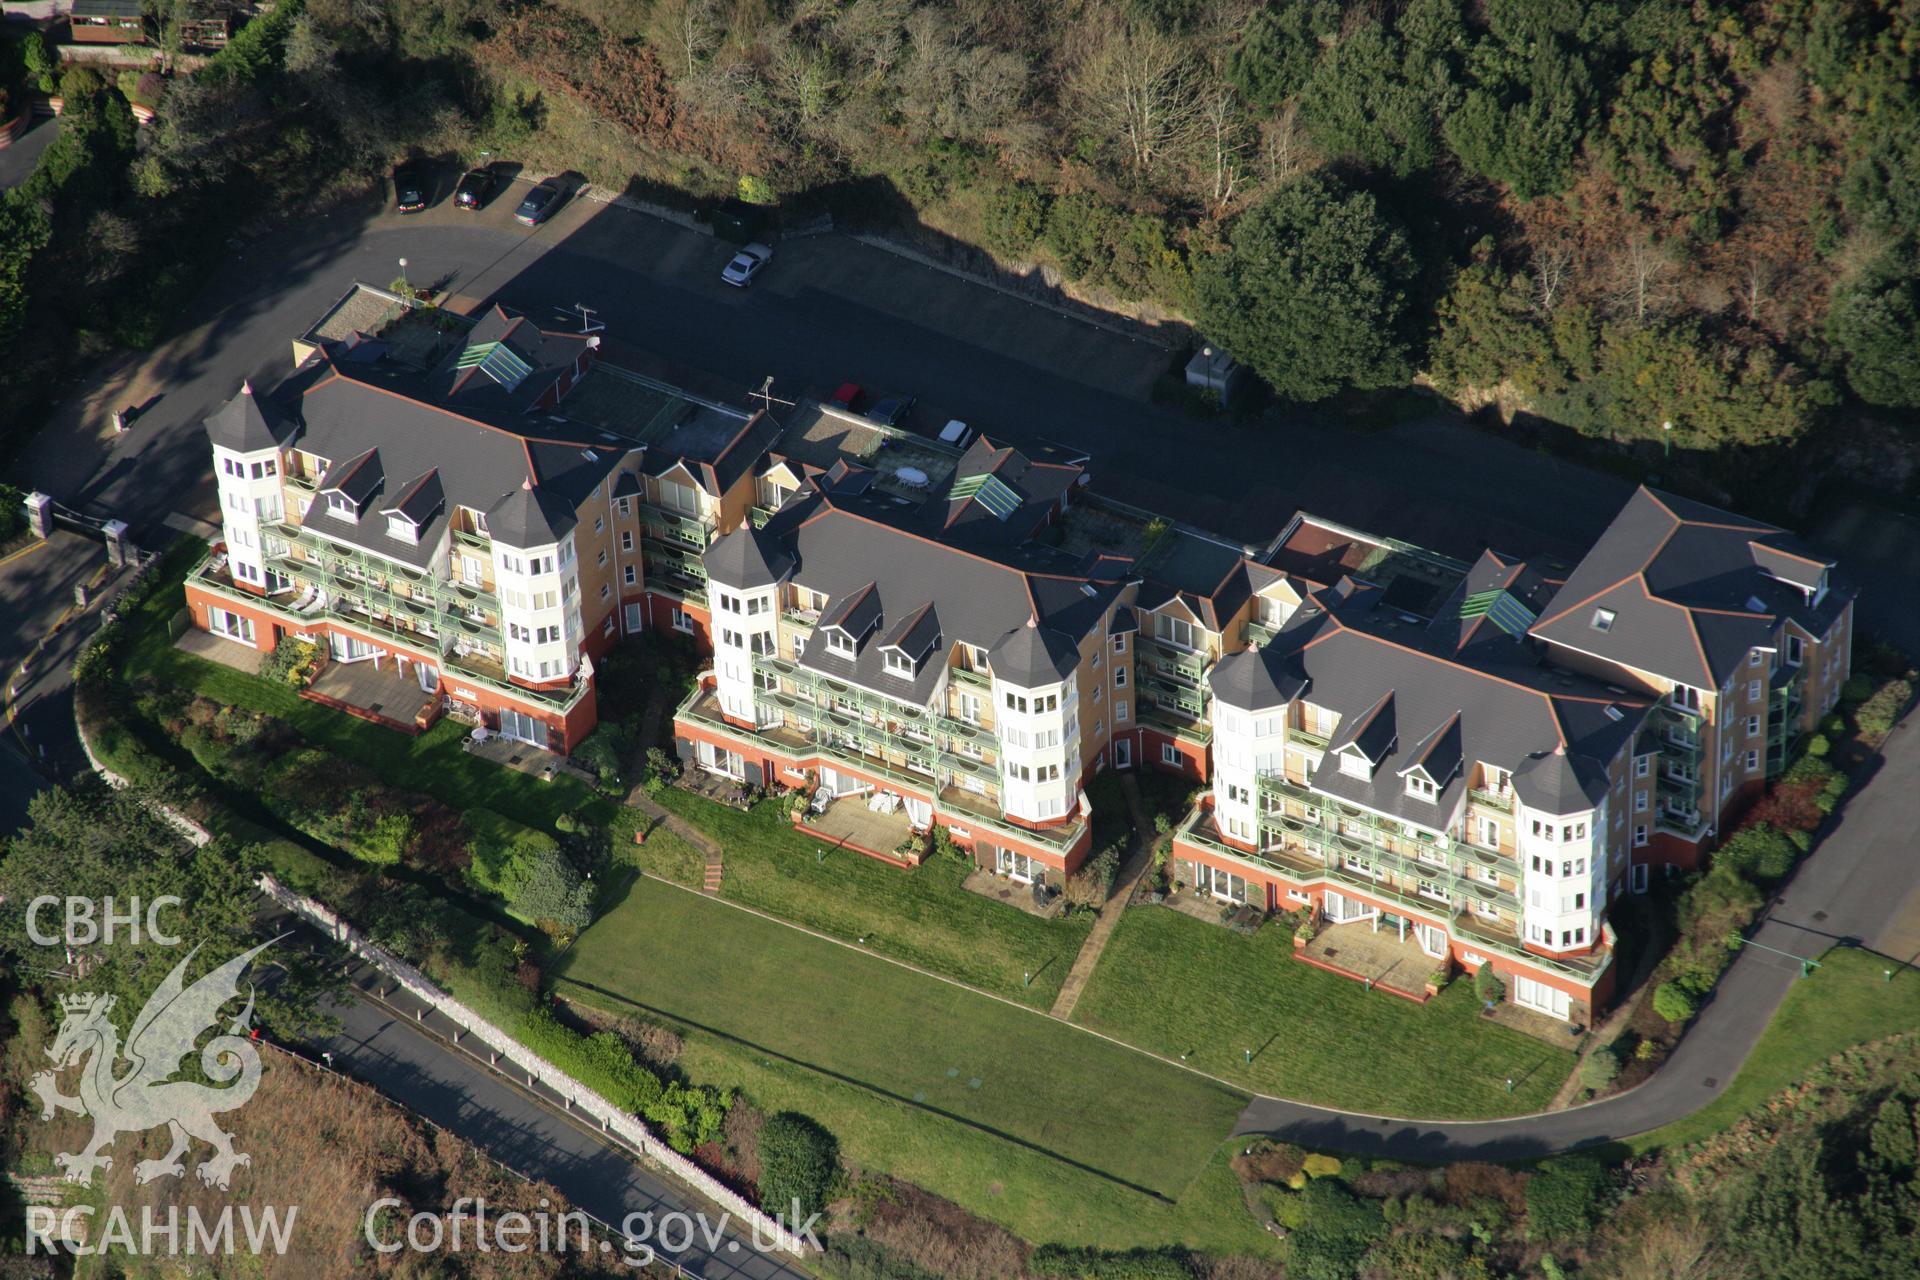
<box><xmin>1138</xmin><ymin>701</ymin><xmax>1213</xmax><ymax>745</ymax></box>
<box><xmin>1177</xmin><ymin>808</ymin><xmax>1603</xmax><ymax>980</ymax></box>
<box><xmin>638</xmin><ymin>502</ymin><xmax>716</xmax><ymax>550</ymax></box>
<box><xmin>1286</xmin><ymin>726</ymin><xmax>1330</xmax><ymax>752</ymax></box>
<box><xmin>1468</xmin><ymin>787</ymin><xmax>1514</xmax><ymax>814</ymax></box>
<box><xmin>1244</xmin><ymin>620</ymin><xmax>1279</xmax><ymax>647</ymax></box>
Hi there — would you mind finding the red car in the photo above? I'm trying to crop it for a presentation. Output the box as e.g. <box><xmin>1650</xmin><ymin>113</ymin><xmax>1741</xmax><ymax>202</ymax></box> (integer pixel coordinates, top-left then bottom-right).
<box><xmin>830</xmin><ymin>382</ymin><xmax>865</xmax><ymax>412</ymax></box>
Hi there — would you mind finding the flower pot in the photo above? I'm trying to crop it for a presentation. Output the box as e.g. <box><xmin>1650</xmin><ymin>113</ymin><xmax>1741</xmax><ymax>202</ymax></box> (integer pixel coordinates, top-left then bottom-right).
<box><xmin>1292</xmin><ymin>932</ymin><xmax>1309</xmax><ymax>949</ymax></box>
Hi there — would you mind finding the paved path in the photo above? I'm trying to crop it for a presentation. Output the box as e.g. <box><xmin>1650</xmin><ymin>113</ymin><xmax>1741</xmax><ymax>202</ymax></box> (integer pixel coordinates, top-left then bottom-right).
<box><xmin>317</xmin><ymin>954</ymin><xmax>813</xmax><ymax>1279</ymax></box>
<box><xmin>1050</xmin><ymin>773</ymin><xmax>1155</xmax><ymax>1019</ymax></box>
<box><xmin>1235</xmin><ymin>711</ymin><xmax>1920</xmax><ymax>1160</ymax></box>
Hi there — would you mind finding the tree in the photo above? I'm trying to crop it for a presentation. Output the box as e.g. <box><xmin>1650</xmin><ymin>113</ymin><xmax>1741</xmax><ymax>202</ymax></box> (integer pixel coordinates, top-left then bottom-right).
<box><xmin>756</xmin><ymin>1111</ymin><xmax>839</xmax><ymax>1219</ymax></box>
<box><xmin>1070</xmin><ymin>16</ymin><xmax>1204</xmax><ymax>176</ymax></box>
<box><xmin>1827</xmin><ymin>264</ymin><xmax>1920</xmax><ymax>408</ymax></box>
<box><xmin>1287</xmin><ymin>1177</ymin><xmax>1387</xmax><ymax>1280</ymax></box>
<box><xmin>1228</xmin><ymin>2</ymin><xmax>1338</xmax><ymax>107</ymax></box>
<box><xmin>0</xmin><ymin>783</ymin><xmax>335</xmax><ymax>1036</ymax></box>
<box><xmin>1474</xmin><ymin>963</ymin><xmax>1506</xmax><ymax>1005</ymax></box>
<box><xmin>0</xmin><ymin>194</ymin><xmax>50</xmax><ymax>349</ymax></box>
<box><xmin>1192</xmin><ymin>173</ymin><xmax>1417</xmax><ymax>400</ymax></box>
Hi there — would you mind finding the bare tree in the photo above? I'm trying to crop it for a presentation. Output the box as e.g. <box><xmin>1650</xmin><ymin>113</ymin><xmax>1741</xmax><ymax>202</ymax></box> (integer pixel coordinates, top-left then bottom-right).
<box><xmin>1609</xmin><ymin>231</ymin><xmax>1679</xmax><ymax>325</ymax></box>
<box><xmin>1198</xmin><ymin>86</ymin><xmax>1245</xmax><ymax>212</ymax></box>
<box><xmin>1530</xmin><ymin>240</ymin><xmax>1575</xmax><ymax>316</ymax></box>
<box><xmin>1070</xmin><ymin>19</ymin><xmax>1206</xmax><ymax>175</ymax></box>
<box><xmin>1258</xmin><ymin>100</ymin><xmax>1314</xmax><ymax>187</ymax></box>
<box><xmin>649</xmin><ymin>0</ymin><xmax>724</xmax><ymax>79</ymax></box>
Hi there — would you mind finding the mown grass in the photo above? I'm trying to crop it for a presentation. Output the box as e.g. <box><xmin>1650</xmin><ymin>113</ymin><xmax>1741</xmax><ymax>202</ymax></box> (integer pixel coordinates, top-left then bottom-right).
<box><xmin>122</xmin><ymin>551</ymin><xmax>612</xmax><ymax>836</ymax></box>
<box><xmin>648</xmin><ymin>789</ymin><xmax>1092</xmax><ymax>1009</ymax></box>
<box><xmin>1071</xmin><ymin>905</ymin><xmax>1579</xmax><ymax>1119</ymax></box>
<box><xmin>557</xmin><ymin>874</ymin><xmax>1267</xmax><ymax>1254</ymax></box>
<box><xmin>1625</xmin><ymin>946</ymin><xmax>1920</xmax><ymax>1154</ymax></box>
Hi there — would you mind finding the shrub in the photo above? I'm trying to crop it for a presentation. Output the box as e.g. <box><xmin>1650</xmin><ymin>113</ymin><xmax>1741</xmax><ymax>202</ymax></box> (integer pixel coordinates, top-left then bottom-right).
<box><xmin>502</xmin><ymin>843</ymin><xmax>595</xmax><ymax>935</ymax></box>
<box><xmin>1301</xmin><ymin>1152</ymin><xmax>1344</xmax><ymax>1180</ymax></box>
<box><xmin>356</xmin><ymin>812</ymin><xmax>413</xmax><ymax>866</ymax></box>
<box><xmin>757</xmin><ymin>1111</ymin><xmax>839</xmax><ymax>1219</ymax></box>
<box><xmin>1524</xmin><ymin>1156</ymin><xmax>1610</xmax><ymax>1243</ymax></box>
<box><xmin>1028</xmin><ymin>1246</ymin><xmax>1191</xmax><ymax>1278</ymax></box>
<box><xmin>982</xmin><ymin>182</ymin><xmax>1047</xmax><ymax>260</ymax></box>
<box><xmin>574</xmin><ymin>722</ymin><xmax>633</xmax><ymax>789</ymax></box>
<box><xmin>1854</xmin><ymin>678</ymin><xmax>1912</xmax><ymax>738</ymax></box>
<box><xmin>737</xmin><ymin>174</ymin><xmax>775</xmax><ymax>205</ymax></box>
<box><xmin>1805</xmin><ymin>733</ymin><xmax>1830</xmax><ymax>757</ymax></box>
<box><xmin>1717</xmin><ymin>823</ymin><xmax>1798</xmax><ymax>883</ymax></box>
<box><xmin>1579</xmin><ymin>1044</ymin><xmax>1620</xmax><ymax>1090</ymax></box>
<box><xmin>1652</xmin><ymin>981</ymin><xmax>1699</xmax><ymax>1024</ymax></box>
<box><xmin>260</xmin><ymin>636</ymin><xmax>320</xmax><ymax>687</ymax></box>
<box><xmin>1287</xmin><ymin>1178</ymin><xmax>1386</xmax><ymax>1280</ymax></box>
<box><xmin>1474</xmin><ymin>965</ymin><xmax>1506</xmax><ymax>1005</ymax></box>
<box><xmin>1840</xmin><ymin>673</ymin><xmax>1876</xmax><ymax>707</ymax></box>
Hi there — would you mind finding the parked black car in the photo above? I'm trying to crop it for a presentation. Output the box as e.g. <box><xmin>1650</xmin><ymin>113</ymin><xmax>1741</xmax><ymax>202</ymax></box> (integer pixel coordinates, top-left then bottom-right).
<box><xmin>453</xmin><ymin>166</ymin><xmax>496</xmax><ymax>210</ymax></box>
<box><xmin>865</xmin><ymin>395</ymin><xmax>916</xmax><ymax>427</ymax></box>
<box><xmin>515</xmin><ymin>179</ymin><xmax>565</xmax><ymax>226</ymax></box>
<box><xmin>393</xmin><ymin>163</ymin><xmax>430</xmax><ymax>213</ymax></box>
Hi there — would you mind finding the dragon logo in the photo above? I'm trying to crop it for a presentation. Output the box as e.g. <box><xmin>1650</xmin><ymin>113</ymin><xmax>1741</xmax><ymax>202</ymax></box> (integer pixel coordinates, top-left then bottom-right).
<box><xmin>30</xmin><ymin>939</ymin><xmax>278</xmax><ymax>1190</ymax></box>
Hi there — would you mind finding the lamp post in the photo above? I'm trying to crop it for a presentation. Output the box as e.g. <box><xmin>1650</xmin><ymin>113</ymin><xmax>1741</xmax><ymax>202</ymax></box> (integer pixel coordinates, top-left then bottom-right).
<box><xmin>1662</xmin><ymin>419</ymin><xmax>1673</xmax><ymax>459</ymax></box>
<box><xmin>398</xmin><ymin>257</ymin><xmax>410</xmax><ymax>291</ymax></box>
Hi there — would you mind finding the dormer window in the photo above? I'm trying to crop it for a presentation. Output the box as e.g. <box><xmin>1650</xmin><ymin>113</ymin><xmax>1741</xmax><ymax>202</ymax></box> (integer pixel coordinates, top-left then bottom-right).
<box><xmin>884</xmin><ymin>650</ymin><xmax>914</xmax><ymax>677</ymax></box>
<box><xmin>826</xmin><ymin>629</ymin><xmax>854</xmax><ymax>656</ymax></box>
<box><xmin>326</xmin><ymin>492</ymin><xmax>358</xmax><ymax>521</ymax></box>
<box><xmin>1338</xmin><ymin>751</ymin><xmax>1369</xmax><ymax>779</ymax></box>
<box><xmin>1590</xmin><ymin>608</ymin><xmax>1616</xmax><ymax>632</ymax></box>
<box><xmin>1405</xmin><ymin>774</ymin><xmax>1436</xmax><ymax>801</ymax></box>
<box><xmin>386</xmin><ymin>513</ymin><xmax>418</xmax><ymax>544</ymax></box>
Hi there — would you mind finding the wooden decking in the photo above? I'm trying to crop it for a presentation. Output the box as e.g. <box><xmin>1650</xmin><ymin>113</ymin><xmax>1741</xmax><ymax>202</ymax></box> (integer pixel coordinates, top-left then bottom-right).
<box><xmin>302</xmin><ymin>658</ymin><xmax>438</xmax><ymax>734</ymax></box>
<box><xmin>174</xmin><ymin>628</ymin><xmax>266</xmax><ymax>675</ymax></box>
<box><xmin>797</xmin><ymin>796</ymin><xmax>921</xmax><ymax>866</ymax></box>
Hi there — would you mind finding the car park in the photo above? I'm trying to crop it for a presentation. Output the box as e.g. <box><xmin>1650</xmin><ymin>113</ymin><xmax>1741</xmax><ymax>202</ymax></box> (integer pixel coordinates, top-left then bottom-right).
<box><xmin>720</xmin><ymin>242</ymin><xmax>774</xmax><ymax>287</ymax></box>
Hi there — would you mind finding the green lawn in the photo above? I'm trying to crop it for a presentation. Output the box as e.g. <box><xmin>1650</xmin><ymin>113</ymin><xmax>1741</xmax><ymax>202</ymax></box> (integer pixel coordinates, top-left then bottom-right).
<box><xmin>556</xmin><ymin>875</ymin><xmax>1265</xmax><ymax>1253</ymax></box>
<box><xmin>1625</xmin><ymin>947</ymin><xmax>1920</xmax><ymax>1154</ymax></box>
<box><xmin>648</xmin><ymin>789</ymin><xmax>1093</xmax><ymax>1009</ymax></box>
<box><xmin>1071</xmin><ymin>905</ymin><xmax>1579</xmax><ymax>1118</ymax></box>
<box><xmin>123</xmin><ymin>553</ymin><xmax>611</xmax><ymax>835</ymax></box>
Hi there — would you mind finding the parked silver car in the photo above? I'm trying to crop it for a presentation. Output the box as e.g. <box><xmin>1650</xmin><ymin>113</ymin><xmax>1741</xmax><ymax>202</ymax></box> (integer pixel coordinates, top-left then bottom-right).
<box><xmin>721</xmin><ymin>242</ymin><xmax>774</xmax><ymax>287</ymax></box>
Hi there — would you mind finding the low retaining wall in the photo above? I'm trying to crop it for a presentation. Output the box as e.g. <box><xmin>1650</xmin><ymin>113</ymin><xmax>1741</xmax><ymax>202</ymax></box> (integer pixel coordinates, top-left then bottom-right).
<box><xmin>256</xmin><ymin>876</ymin><xmax>813</xmax><ymax>1259</ymax></box>
<box><xmin>0</xmin><ymin>113</ymin><xmax>27</xmax><ymax>148</ymax></box>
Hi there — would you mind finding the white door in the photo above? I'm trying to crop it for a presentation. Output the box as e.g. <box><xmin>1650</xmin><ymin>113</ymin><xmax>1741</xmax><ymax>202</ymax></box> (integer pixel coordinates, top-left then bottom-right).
<box><xmin>418</xmin><ymin>664</ymin><xmax>440</xmax><ymax>693</ymax></box>
<box><xmin>624</xmin><ymin>603</ymin><xmax>644</xmax><ymax>634</ymax></box>
<box><xmin>1512</xmin><ymin>975</ymin><xmax>1571</xmax><ymax>1019</ymax></box>
<box><xmin>1113</xmin><ymin>739</ymin><xmax>1132</xmax><ymax>769</ymax></box>
<box><xmin>329</xmin><ymin>632</ymin><xmax>376</xmax><ymax>663</ymax></box>
<box><xmin>1631</xmin><ymin>863</ymin><xmax>1649</xmax><ymax>894</ymax></box>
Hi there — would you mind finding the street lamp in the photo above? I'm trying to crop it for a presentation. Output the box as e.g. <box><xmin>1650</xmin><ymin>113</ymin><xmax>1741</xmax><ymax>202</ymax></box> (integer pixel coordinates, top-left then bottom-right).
<box><xmin>398</xmin><ymin>257</ymin><xmax>410</xmax><ymax>290</ymax></box>
<box><xmin>1662</xmin><ymin>419</ymin><xmax>1673</xmax><ymax>458</ymax></box>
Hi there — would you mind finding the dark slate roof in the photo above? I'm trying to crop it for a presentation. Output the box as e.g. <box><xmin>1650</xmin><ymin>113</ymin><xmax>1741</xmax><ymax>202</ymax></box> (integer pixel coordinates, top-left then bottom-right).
<box><xmin>257</xmin><ymin>354</ymin><xmax>629</xmax><ymax>564</ymax></box>
<box><xmin>1400</xmin><ymin>710</ymin><xmax>1464</xmax><ymax>786</ymax></box>
<box><xmin>931</xmin><ymin>436</ymin><xmax>1083</xmax><ymax>546</ymax></box>
<box><xmin>1109</xmin><ymin>606</ymin><xmax>1139</xmax><ymax>636</ymax></box>
<box><xmin>642</xmin><ymin>404</ymin><xmax>782</xmax><ymax>497</ymax></box>
<box><xmin>319</xmin><ymin>447</ymin><xmax>384</xmax><ymax>506</ymax></box>
<box><xmin>882</xmin><ymin>602</ymin><xmax>942</xmax><ymax>660</ymax></box>
<box><xmin>1237</xmin><ymin>582</ymin><xmax>1649</xmax><ymax>829</ymax></box>
<box><xmin>988</xmin><ymin>617</ymin><xmax>1082</xmax><ymax>686</ymax></box>
<box><xmin>755</xmin><ymin>487</ymin><xmax>1120</xmax><ymax>695</ymax></box>
<box><xmin>384</xmin><ymin>468</ymin><xmax>444</xmax><ymax>526</ymax></box>
<box><xmin>204</xmin><ymin>382</ymin><xmax>297</xmax><ymax>453</ymax></box>
<box><xmin>487</xmin><ymin>486</ymin><xmax>574</xmax><ymax>549</ymax></box>
<box><xmin>821</xmin><ymin>581</ymin><xmax>885</xmax><ymax>639</ymax></box>
<box><xmin>1530</xmin><ymin>487</ymin><xmax>1849</xmax><ymax>689</ymax></box>
<box><xmin>1209</xmin><ymin>644</ymin><xmax>1306</xmax><ymax>711</ymax></box>
<box><xmin>703</xmin><ymin>525</ymin><xmax>794</xmax><ymax>590</ymax></box>
<box><xmin>1329</xmin><ymin>689</ymin><xmax>1397</xmax><ymax>763</ymax></box>
<box><xmin>1512</xmin><ymin>746</ymin><xmax>1610</xmax><ymax>813</ymax></box>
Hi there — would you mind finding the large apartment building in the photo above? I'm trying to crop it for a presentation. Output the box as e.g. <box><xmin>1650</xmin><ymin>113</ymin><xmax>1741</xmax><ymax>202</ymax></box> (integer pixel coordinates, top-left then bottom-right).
<box><xmin>1169</xmin><ymin>490</ymin><xmax>1853</xmax><ymax>1024</ymax></box>
<box><xmin>183</xmin><ymin>305</ymin><xmax>775</xmax><ymax>753</ymax></box>
<box><xmin>181</xmin><ymin>297</ymin><xmax>1852</xmax><ymax>1024</ymax></box>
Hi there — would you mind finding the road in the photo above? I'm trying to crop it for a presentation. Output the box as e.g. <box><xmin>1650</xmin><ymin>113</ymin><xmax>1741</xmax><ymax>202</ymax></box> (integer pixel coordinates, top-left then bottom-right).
<box><xmin>13</xmin><ymin>181</ymin><xmax>1633</xmax><ymax>570</ymax></box>
<box><xmin>317</xmin><ymin>955</ymin><xmax>814</xmax><ymax>1279</ymax></box>
<box><xmin>0</xmin><ymin>115</ymin><xmax>57</xmax><ymax>192</ymax></box>
<box><xmin>1235</xmin><ymin>709</ymin><xmax>1920</xmax><ymax>1160</ymax></box>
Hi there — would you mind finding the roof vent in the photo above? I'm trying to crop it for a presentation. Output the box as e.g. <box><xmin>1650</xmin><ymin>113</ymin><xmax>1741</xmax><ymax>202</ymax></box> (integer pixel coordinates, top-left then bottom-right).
<box><xmin>1591</xmin><ymin>607</ymin><xmax>1616</xmax><ymax>632</ymax></box>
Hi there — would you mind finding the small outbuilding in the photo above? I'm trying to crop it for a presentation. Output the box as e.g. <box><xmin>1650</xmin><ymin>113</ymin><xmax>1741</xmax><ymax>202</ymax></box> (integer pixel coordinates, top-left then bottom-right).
<box><xmin>1185</xmin><ymin>345</ymin><xmax>1248</xmax><ymax>406</ymax></box>
<box><xmin>70</xmin><ymin>0</ymin><xmax>147</xmax><ymax>45</ymax></box>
